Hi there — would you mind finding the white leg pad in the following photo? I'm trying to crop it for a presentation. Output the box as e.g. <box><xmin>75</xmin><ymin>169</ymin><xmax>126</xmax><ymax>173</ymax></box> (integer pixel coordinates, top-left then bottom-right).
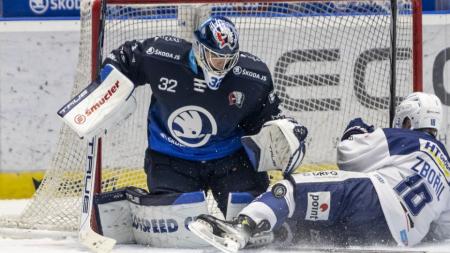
<box><xmin>128</xmin><ymin>190</ymin><xmax>210</xmax><ymax>248</ymax></box>
<box><xmin>95</xmin><ymin>190</ymin><xmax>135</xmax><ymax>244</ymax></box>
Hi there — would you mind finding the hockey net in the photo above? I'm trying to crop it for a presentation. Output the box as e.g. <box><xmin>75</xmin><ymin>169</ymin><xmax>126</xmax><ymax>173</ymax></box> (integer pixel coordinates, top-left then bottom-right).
<box><xmin>1</xmin><ymin>0</ymin><xmax>421</xmax><ymax>232</ymax></box>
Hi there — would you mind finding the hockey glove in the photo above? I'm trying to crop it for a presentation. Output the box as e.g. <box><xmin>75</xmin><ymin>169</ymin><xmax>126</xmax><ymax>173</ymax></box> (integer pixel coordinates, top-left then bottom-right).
<box><xmin>241</xmin><ymin>118</ymin><xmax>307</xmax><ymax>176</ymax></box>
<box><xmin>57</xmin><ymin>64</ymin><xmax>136</xmax><ymax>139</ymax></box>
<box><xmin>341</xmin><ymin>117</ymin><xmax>374</xmax><ymax>141</ymax></box>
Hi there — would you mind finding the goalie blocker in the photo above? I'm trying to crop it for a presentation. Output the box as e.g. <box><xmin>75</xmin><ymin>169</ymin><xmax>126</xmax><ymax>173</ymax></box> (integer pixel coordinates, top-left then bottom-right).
<box><xmin>57</xmin><ymin>64</ymin><xmax>136</xmax><ymax>139</ymax></box>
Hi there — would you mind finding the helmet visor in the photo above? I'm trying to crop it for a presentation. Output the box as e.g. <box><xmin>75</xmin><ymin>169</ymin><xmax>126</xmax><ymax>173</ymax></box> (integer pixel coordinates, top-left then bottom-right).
<box><xmin>203</xmin><ymin>46</ymin><xmax>239</xmax><ymax>75</ymax></box>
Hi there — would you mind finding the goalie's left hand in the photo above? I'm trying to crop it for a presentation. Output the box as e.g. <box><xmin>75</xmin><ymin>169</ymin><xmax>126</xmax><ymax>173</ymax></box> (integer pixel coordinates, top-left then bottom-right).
<box><xmin>241</xmin><ymin>118</ymin><xmax>308</xmax><ymax>176</ymax></box>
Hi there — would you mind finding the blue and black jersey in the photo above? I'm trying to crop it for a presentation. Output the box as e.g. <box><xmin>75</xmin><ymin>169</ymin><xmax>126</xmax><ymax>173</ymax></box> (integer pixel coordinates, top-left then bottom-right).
<box><xmin>103</xmin><ymin>35</ymin><xmax>281</xmax><ymax>161</ymax></box>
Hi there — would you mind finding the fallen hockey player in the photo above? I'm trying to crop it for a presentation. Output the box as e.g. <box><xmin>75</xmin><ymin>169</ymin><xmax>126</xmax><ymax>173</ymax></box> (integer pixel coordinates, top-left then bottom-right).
<box><xmin>188</xmin><ymin>92</ymin><xmax>450</xmax><ymax>252</ymax></box>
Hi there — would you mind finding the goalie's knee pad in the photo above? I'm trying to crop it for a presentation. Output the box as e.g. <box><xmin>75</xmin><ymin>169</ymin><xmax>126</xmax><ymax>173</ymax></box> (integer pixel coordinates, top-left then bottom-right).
<box><xmin>95</xmin><ymin>187</ymin><xmax>211</xmax><ymax>248</ymax></box>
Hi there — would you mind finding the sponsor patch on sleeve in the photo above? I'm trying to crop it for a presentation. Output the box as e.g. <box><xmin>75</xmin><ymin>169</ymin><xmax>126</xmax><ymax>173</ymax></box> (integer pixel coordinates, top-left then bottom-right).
<box><xmin>420</xmin><ymin>140</ymin><xmax>450</xmax><ymax>184</ymax></box>
<box><xmin>305</xmin><ymin>192</ymin><xmax>331</xmax><ymax>221</ymax></box>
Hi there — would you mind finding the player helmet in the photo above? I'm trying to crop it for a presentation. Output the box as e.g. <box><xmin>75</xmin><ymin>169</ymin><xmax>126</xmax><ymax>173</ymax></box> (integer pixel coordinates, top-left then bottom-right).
<box><xmin>393</xmin><ymin>92</ymin><xmax>442</xmax><ymax>136</ymax></box>
<box><xmin>193</xmin><ymin>16</ymin><xmax>239</xmax><ymax>90</ymax></box>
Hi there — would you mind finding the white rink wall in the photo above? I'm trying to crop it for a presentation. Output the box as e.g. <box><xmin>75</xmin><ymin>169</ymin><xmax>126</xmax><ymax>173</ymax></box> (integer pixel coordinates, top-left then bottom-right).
<box><xmin>422</xmin><ymin>14</ymin><xmax>450</xmax><ymax>147</ymax></box>
<box><xmin>0</xmin><ymin>15</ymin><xmax>449</xmax><ymax>172</ymax></box>
<box><xmin>0</xmin><ymin>21</ymin><xmax>80</xmax><ymax>172</ymax></box>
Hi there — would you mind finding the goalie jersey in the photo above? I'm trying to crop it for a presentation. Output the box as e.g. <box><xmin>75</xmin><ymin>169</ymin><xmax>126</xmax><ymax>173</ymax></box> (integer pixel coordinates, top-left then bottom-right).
<box><xmin>337</xmin><ymin>128</ymin><xmax>450</xmax><ymax>246</ymax></box>
<box><xmin>102</xmin><ymin>36</ymin><xmax>280</xmax><ymax>161</ymax></box>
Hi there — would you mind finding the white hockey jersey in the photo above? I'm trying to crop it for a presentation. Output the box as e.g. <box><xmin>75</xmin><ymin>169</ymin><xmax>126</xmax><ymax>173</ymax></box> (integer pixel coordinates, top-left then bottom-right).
<box><xmin>337</xmin><ymin>128</ymin><xmax>450</xmax><ymax>246</ymax></box>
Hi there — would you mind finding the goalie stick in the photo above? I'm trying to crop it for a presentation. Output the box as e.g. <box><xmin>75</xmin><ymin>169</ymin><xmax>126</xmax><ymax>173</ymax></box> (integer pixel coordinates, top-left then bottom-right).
<box><xmin>79</xmin><ymin>137</ymin><xmax>116</xmax><ymax>253</ymax></box>
<box><xmin>79</xmin><ymin>1</ymin><xmax>116</xmax><ymax>251</ymax></box>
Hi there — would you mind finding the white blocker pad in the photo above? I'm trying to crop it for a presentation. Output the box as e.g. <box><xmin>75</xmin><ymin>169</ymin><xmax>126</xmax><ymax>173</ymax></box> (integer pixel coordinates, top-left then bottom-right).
<box><xmin>57</xmin><ymin>64</ymin><xmax>136</xmax><ymax>139</ymax></box>
<box><xmin>225</xmin><ymin>192</ymin><xmax>255</xmax><ymax>221</ymax></box>
<box><xmin>127</xmin><ymin>188</ymin><xmax>211</xmax><ymax>248</ymax></box>
<box><xmin>242</xmin><ymin>118</ymin><xmax>306</xmax><ymax>175</ymax></box>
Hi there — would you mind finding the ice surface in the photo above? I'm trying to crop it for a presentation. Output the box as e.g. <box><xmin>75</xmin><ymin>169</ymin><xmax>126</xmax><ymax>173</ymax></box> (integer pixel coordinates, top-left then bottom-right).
<box><xmin>1</xmin><ymin>200</ymin><xmax>450</xmax><ymax>253</ymax></box>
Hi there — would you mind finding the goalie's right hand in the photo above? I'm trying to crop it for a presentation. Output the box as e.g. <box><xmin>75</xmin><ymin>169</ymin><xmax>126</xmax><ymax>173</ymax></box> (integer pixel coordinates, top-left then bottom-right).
<box><xmin>241</xmin><ymin>118</ymin><xmax>308</xmax><ymax>175</ymax></box>
<box><xmin>57</xmin><ymin>64</ymin><xmax>136</xmax><ymax>139</ymax></box>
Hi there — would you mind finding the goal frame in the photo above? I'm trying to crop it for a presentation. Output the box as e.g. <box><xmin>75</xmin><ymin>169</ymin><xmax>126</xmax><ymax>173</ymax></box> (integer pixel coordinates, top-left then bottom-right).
<box><xmin>88</xmin><ymin>0</ymin><xmax>423</xmax><ymax>234</ymax></box>
<box><xmin>90</xmin><ymin>0</ymin><xmax>423</xmax><ymax>88</ymax></box>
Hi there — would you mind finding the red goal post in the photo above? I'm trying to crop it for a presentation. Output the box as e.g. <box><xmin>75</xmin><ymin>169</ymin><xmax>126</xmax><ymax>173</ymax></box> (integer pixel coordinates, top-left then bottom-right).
<box><xmin>0</xmin><ymin>0</ymin><xmax>422</xmax><ymax>233</ymax></box>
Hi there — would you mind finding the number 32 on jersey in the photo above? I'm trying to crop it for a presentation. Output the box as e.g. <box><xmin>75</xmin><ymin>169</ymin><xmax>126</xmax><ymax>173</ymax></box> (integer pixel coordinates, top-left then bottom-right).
<box><xmin>158</xmin><ymin>77</ymin><xmax>178</xmax><ymax>93</ymax></box>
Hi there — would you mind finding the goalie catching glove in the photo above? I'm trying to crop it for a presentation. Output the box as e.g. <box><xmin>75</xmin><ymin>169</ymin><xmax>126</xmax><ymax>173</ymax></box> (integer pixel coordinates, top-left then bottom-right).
<box><xmin>57</xmin><ymin>64</ymin><xmax>136</xmax><ymax>139</ymax></box>
<box><xmin>241</xmin><ymin>118</ymin><xmax>307</xmax><ymax>175</ymax></box>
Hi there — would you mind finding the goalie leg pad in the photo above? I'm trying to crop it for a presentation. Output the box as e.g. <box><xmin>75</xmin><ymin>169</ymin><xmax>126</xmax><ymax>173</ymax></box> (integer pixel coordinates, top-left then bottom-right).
<box><xmin>126</xmin><ymin>188</ymin><xmax>211</xmax><ymax>248</ymax></box>
<box><xmin>95</xmin><ymin>187</ymin><xmax>212</xmax><ymax>247</ymax></box>
<box><xmin>94</xmin><ymin>188</ymin><xmax>135</xmax><ymax>244</ymax></box>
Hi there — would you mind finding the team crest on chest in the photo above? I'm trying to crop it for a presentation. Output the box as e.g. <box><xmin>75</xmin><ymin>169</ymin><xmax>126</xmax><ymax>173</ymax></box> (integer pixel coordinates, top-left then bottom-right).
<box><xmin>228</xmin><ymin>91</ymin><xmax>245</xmax><ymax>108</ymax></box>
<box><xmin>167</xmin><ymin>106</ymin><xmax>217</xmax><ymax>147</ymax></box>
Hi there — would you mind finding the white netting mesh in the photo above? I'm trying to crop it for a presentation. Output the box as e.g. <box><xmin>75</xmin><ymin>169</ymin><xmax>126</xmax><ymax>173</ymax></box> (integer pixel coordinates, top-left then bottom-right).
<box><xmin>1</xmin><ymin>0</ymin><xmax>418</xmax><ymax>232</ymax></box>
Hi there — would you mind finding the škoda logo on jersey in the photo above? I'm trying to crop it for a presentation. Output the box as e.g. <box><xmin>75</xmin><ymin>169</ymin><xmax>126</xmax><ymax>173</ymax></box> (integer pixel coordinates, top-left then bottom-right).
<box><xmin>146</xmin><ymin>46</ymin><xmax>181</xmax><ymax>60</ymax></box>
<box><xmin>232</xmin><ymin>66</ymin><xmax>267</xmax><ymax>82</ymax></box>
<box><xmin>74</xmin><ymin>80</ymin><xmax>120</xmax><ymax>125</ymax></box>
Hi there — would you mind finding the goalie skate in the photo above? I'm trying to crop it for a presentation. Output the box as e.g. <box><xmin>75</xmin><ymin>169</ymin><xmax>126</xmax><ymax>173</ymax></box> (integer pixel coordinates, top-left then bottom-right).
<box><xmin>188</xmin><ymin>214</ymin><xmax>249</xmax><ymax>253</ymax></box>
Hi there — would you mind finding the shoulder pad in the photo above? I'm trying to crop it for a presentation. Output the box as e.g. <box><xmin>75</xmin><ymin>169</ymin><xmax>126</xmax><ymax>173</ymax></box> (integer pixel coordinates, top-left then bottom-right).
<box><xmin>230</xmin><ymin>51</ymin><xmax>272</xmax><ymax>85</ymax></box>
<box><xmin>142</xmin><ymin>36</ymin><xmax>192</xmax><ymax>63</ymax></box>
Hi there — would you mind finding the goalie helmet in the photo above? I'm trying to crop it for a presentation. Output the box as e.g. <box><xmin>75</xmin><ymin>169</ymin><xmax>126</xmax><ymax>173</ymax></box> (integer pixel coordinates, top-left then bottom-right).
<box><xmin>193</xmin><ymin>16</ymin><xmax>239</xmax><ymax>90</ymax></box>
<box><xmin>393</xmin><ymin>92</ymin><xmax>442</xmax><ymax>136</ymax></box>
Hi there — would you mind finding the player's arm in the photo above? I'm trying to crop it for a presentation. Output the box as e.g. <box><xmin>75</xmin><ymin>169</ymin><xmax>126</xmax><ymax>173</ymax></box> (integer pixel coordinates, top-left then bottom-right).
<box><xmin>239</xmin><ymin>88</ymin><xmax>282</xmax><ymax>135</ymax></box>
<box><xmin>102</xmin><ymin>39</ymin><xmax>149</xmax><ymax>86</ymax></box>
<box><xmin>337</xmin><ymin>118</ymin><xmax>390</xmax><ymax>172</ymax></box>
<box><xmin>57</xmin><ymin>64</ymin><xmax>136</xmax><ymax>139</ymax></box>
<box><xmin>58</xmin><ymin>37</ymin><xmax>160</xmax><ymax>138</ymax></box>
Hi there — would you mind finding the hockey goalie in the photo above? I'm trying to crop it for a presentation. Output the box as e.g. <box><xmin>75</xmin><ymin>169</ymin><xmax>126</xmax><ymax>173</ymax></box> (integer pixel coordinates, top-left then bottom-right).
<box><xmin>188</xmin><ymin>92</ymin><xmax>450</xmax><ymax>253</ymax></box>
<box><xmin>58</xmin><ymin>16</ymin><xmax>308</xmax><ymax>250</ymax></box>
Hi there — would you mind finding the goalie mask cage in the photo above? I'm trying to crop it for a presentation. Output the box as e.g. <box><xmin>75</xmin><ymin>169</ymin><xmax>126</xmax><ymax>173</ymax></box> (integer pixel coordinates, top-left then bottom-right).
<box><xmin>1</xmin><ymin>0</ymin><xmax>422</xmax><ymax>233</ymax></box>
